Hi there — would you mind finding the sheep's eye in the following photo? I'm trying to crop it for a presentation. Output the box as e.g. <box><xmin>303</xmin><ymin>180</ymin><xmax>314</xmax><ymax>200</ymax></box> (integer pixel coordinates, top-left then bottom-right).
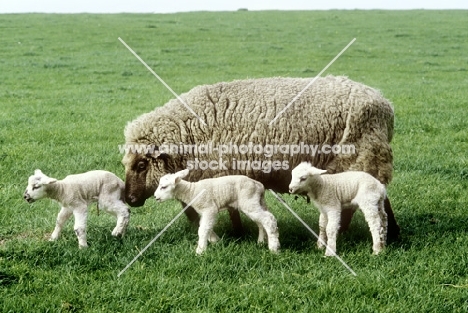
<box><xmin>32</xmin><ymin>185</ymin><xmax>40</xmax><ymax>190</ymax></box>
<box><xmin>299</xmin><ymin>176</ymin><xmax>307</xmax><ymax>182</ymax></box>
<box><xmin>137</xmin><ymin>161</ymin><xmax>147</xmax><ymax>170</ymax></box>
<box><xmin>160</xmin><ymin>186</ymin><xmax>167</xmax><ymax>190</ymax></box>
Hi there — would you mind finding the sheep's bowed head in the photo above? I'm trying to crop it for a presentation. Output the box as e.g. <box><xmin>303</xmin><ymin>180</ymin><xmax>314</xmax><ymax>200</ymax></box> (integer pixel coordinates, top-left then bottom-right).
<box><xmin>24</xmin><ymin>169</ymin><xmax>57</xmax><ymax>203</ymax></box>
<box><xmin>122</xmin><ymin>148</ymin><xmax>174</xmax><ymax>207</ymax></box>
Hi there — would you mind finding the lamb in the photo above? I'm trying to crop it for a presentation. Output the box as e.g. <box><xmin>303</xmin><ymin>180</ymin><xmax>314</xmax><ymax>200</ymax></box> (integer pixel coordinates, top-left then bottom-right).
<box><xmin>23</xmin><ymin>169</ymin><xmax>130</xmax><ymax>248</ymax></box>
<box><xmin>153</xmin><ymin>168</ymin><xmax>280</xmax><ymax>254</ymax></box>
<box><xmin>289</xmin><ymin>162</ymin><xmax>387</xmax><ymax>256</ymax></box>
<box><xmin>122</xmin><ymin>75</ymin><xmax>399</xmax><ymax>239</ymax></box>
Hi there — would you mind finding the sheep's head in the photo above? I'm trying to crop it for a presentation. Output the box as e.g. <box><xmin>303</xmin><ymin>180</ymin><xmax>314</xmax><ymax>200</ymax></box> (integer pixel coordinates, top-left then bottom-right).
<box><xmin>289</xmin><ymin>162</ymin><xmax>327</xmax><ymax>194</ymax></box>
<box><xmin>23</xmin><ymin>169</ymin><xmax>57</xmax><ymax>203</ymax></box>
<box><xmin>122</xmin><ymin>147</ymin><xmax>176</xmax><ymax>207</ymax></box>
<box><xmin>154</xmin><ymin>169</ymin><xmax>190</xmax><ymax>202</ymax></box>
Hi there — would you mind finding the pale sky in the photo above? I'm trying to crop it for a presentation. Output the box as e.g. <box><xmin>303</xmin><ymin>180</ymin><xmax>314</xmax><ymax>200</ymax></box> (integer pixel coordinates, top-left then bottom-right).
<box><xmin>1</xmin><ymin>0</ymin><xmax>468</xmax><ymax>13</ymax></box>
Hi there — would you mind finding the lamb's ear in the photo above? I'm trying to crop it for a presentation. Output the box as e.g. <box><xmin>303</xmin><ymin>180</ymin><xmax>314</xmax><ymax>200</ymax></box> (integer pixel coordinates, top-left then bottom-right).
<box><xmin>43</xmin><ymin>177</ymin><xmax>58</xmax><ymax>185</ymax></box>
<box><xmin>34</xmin><ymin>169</ymin><xmax>43</xmax><ymax>176</ymax></box>
<box><xmin>176</xmin><ymin>169</ymin><xmax>190</xmax><ymax>179</ymax></box>
<box><xmin>308</xmin><ymin>167</ymin><xmax>327</xmax><ymax>176</ymax></box>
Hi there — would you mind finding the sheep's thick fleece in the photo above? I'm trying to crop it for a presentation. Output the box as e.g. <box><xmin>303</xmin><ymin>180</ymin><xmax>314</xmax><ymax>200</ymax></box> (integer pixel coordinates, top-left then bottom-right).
<box><xmin>123</xmin><ymin>75</ymin><xmax>399</xmax><ymax>238</ymax></box>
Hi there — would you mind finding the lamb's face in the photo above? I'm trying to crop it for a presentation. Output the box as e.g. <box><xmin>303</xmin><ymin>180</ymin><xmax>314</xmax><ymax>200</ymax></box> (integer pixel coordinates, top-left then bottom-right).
<box><xmin>154</xmin><ymin>174</ymin><xmax>177</xmax><ymax>202</ymax></box>
<box><xmin>23</xmin><ymin>170</ymin><xmax>56</xmax><ymax>203</ymax></box>
<box><xmin>289</xmin><ymin>170</ymin><xmax>310</xmax><ymax>194</ymax></box>
<box><xmin>289</xmin><ymin>162</ymin><xmax>326</xmax><ymax>194</ymax></box>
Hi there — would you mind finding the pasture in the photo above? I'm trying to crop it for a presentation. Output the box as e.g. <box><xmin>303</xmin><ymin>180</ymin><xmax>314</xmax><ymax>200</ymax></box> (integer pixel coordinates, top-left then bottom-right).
<box><xmin>1</xmin><ymin>10</ymin><xmax>468</xmax><ymax>312</ymax></box>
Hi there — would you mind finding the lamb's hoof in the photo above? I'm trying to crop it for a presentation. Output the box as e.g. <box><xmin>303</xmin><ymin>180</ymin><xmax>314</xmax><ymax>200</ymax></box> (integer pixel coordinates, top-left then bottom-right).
<box><xmin>208</xmin><ymin>232</ymin><xmax>220</xmax><ymax>243</ymax></box>
<box><xmin>324</xmin><ymin>250</ymin><xmax>336</xmax><ymax>257</ymax></box>
<box><xmin>49</xmin><ymin>237</ymin><xmax>58</xmax><ymax>242</ymax></box>
<box><xmin>196</xmin><ymin>246</ymin><xmax>206</xmax><ymax>255</ymax></box>
<box><xmin>79</xmin><ymin>244</ymin><xmax>88</xmax><ymax>249</ymax></box>
<box><xmin>112</xmin><ymin>230</ymin><xmax>124</xmax><ymax>237</ymax></box>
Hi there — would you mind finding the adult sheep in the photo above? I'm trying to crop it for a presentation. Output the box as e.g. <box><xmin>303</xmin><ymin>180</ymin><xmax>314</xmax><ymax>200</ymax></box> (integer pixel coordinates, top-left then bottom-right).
<box><xmin>122</xmin><ymin>75</ymin><xmax>400</xmax><ymax>239</ymax></box>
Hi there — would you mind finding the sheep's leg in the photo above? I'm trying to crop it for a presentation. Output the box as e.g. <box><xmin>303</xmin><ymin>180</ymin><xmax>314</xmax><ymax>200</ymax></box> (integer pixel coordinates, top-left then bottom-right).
<box><xmin>196</xmin><ymin>210</ymin><xmax>218</xmax><ymax>255</ymax></box>
<box><xmin>50</xmin><ymin>206</ymin><xmax>73</xmax><ymax>241</ymax></box>
<box><xmin>72</xmin><ymin>207</ymin><xmax>88</xmax><ymax>249</ymax></box>
<box><xmin>384</xmin><ymin>197</ymin><xmax>400</xmax><ymax>241</ymax></box>
<box><xmin>360</xmin><ymin>204</ymin><xmax>386</xmax><ymax>255</ymax></box>
<box><xmin>338</xmin><ymin>208</ymin><xmax>356</xmax><ymax>233</ymax></box>
<box><xmin>317</xmin><ymin>213</ymin><xmax>328</xmax><ymax>250</ymax></box>
<box><xmin>324</xmin><ymin>210</ymin><xmax>340</xmax><ymax>257</ymax></box>
<box><xmin>228</xmin><ymin>208</ymin><xmax>243</xmax><ymax>236</ymax></box>
<box><xmin>240</xmin><ymin>206</ymin><xmax>280</xmax><ymax>253</ymax></box>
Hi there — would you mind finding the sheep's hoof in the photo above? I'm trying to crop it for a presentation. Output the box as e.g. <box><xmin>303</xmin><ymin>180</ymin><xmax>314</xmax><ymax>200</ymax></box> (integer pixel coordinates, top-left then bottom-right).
<box><xmin>79</xmin><ymin>243</ymin><xmax>89</xmax><ymax>249</ymax></box>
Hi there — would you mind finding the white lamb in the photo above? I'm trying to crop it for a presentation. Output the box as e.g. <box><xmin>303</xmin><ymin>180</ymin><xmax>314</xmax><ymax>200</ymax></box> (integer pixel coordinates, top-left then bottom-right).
<box><xmin>289</xmin><ymin>162</ymin><xmax>387</xmax><ymax>256</ymax></box>
<box><xmin>23</xmin><ymin>169</ymin><xmax>130</xmax><ymax>248</ymax></box>
<box><xmin>154</xmin><ymin>169</ymin><xmax>280</xmax><ymax>254</ymax></box>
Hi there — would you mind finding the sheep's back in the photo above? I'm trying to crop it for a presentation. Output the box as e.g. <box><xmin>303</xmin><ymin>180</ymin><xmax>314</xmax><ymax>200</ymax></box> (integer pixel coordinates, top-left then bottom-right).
<box><xmin>124</xmin><ymin>76</ymin><xmax>394</xmax><ymax>190</ymax></box>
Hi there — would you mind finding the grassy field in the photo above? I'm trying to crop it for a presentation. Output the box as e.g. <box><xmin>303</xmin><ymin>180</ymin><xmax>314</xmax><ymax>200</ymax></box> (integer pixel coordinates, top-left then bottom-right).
<box><xmin>1</xmin><ymin>10</ymin><xmax>468</xmax><ymax>312</ymax></box>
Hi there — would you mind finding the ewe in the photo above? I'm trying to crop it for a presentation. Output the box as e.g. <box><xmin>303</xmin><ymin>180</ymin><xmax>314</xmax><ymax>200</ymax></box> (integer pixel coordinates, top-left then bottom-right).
<box><xmin>289</xmin><ymin>162</ymin><xmax>387</xmax><ymax>256</ymax></box>
<box><xmin>24</xmin><ymin>169</ymin><xmax>130</xmax><ymax>248</ymax></box>
<box><xmin>154</xmin><ymin>169</ymin><xmax>280</xmax><ymax>254</ymax></box>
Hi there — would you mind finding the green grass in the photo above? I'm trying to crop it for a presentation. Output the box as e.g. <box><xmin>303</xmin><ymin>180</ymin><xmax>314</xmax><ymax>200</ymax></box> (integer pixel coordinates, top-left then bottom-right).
<box><xmin>1</xmin><ymin>10</ymin><xmax>468</xmax><ymax>312</ymax></box>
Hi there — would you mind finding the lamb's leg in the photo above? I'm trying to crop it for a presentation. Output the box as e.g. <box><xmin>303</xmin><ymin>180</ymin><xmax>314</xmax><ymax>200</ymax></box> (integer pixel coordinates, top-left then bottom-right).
<box><xmin>73</xmin><ymin>207</ymin><xmax>88</xmax><ymax>249</ymax></box>
<box><xmin>324</xmin><ymin>210</ymin><xmax>340</xmax><ymax>257</ymax></box>
<box><xmin>360</xmin><ymin>204</ymin><xmax>386</xmax><ymax>255</ymax></box>
<box><xmin>101</xmin><ymin>199</ymin><xmax>130</xmax><ymax>237</ymax></box>
<box><xmin>317</xmin><ymin>213</ymin><xmax>328</xmax><ymax>250</ymax></box>
<box><xmin>50</xmin><ymin>206</ymin><xmax>73</xmax><ymax>241</ymax></box>
<box><xmin>240</xmin><ymin>206</ymin><xmax>280</xmax><ymax>253</ymax></box>
<box><xmin>196</xmin><ymin>210</ymin><xmax>218</xmax><ymax>255</ymax></box>
<box><xmin>112</xmin><ymin>204</ymin><xmax>130</xmax><ymax>237</ymax></box>
<box><xmin>380</xmin><ymin>200</ymin><xmax>388</xmax><ymax>244</ymax></box>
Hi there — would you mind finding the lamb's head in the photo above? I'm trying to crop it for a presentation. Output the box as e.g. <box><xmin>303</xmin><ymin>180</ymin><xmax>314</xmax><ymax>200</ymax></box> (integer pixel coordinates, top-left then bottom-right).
<box><xmin>23</xmin><ymin>169</ymin><xmax>57</xmax><ymax>203</ymax></box>
<box><xmin>289</xmin><ymin>162</ymin><xmax>327</xmax><ymax>194</ymax></box>
<box><xmin>122</xmin><ymin>147</ymin><xmax>177</xmax><ymax>207</ymax></box>
<box><xmin>154</xmin><ymin>169</ymin><xmax>190</xmax><ymax>202</ymax></box>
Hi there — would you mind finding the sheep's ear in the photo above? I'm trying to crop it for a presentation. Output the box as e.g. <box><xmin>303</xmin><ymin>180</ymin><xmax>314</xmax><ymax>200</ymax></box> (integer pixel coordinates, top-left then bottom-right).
<box><xmin>308</xmin><ymin>167</ymin><xmax>327</xmax><ymax>175</ymax></box>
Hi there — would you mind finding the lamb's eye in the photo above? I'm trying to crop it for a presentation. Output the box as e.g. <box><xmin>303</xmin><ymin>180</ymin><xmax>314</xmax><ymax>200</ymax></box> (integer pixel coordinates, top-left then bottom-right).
<box><xmin>32</xmin><ymin>185</ymin><xmax>40</xmax><ymax>190</ymax></box>
<box><xmin>137</xmin><ymin>161</ymin><xmax>147</xmax><ymax>170</ymax></box>
<box><xmin>299</xmin><ymin>176</ymin><xmax>307</xmax><ymax>182</ymax></box>
<box><xmin>160</xmin><ymin>186</ymin><xmax>167</xmax><ymax>190</ymax></box>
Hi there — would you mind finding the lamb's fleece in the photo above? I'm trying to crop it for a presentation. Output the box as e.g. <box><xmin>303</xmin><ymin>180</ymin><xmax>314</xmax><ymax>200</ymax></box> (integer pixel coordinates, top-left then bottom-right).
<box><xmin>23</xmin><ymin>169</ymin><xmax>130</xmax><ymax>248</ymax></box>
<box><xmin>289</xmin><ymin>162</ymin><xmax>387</xmax><ymax>256</ymax></box>
<box><xmin>154</xmin><ymin>169</ymin><xmax>280</xmax><ymax>254</ymax></box>
<box><xmin>123</xmin><ymin>75</ymin><xmax>398</xmax><ymax>238</ymax></box>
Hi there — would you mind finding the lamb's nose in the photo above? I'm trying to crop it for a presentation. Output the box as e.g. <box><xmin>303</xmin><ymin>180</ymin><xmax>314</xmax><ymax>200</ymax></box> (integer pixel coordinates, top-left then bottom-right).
<box><xmin>289</xmin><ymin>188</ymin><xmax>293</xmax><ymax>193</ymax></box>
